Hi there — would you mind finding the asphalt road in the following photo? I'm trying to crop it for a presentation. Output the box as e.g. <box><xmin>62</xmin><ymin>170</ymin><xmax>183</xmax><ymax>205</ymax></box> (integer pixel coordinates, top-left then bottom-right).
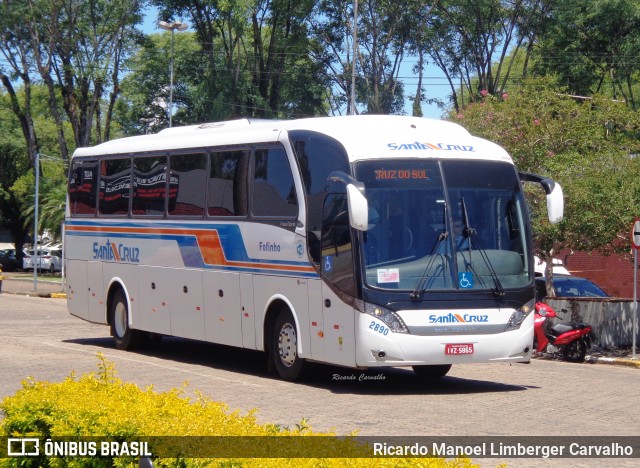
<box><xmin>1</xmin><ymin>293</ymin><xmax>638</xmax><ymax>467</ymax></box>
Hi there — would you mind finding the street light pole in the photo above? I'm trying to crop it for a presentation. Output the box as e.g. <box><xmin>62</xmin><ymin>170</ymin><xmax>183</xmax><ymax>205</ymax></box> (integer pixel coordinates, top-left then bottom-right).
<box><xmin>158</xmin><ymin>20</ymin><xmax>188</xmax><ymax>128</ymax></box>
<box><xmin>349</xmin><ymin>0</ymin><xmax>358</xmax><ymax>116</ymax></box>
<box><xmin>33</xmin><ymin>152</ymin><xmax>40</xmax><ymax>291</ymax></box>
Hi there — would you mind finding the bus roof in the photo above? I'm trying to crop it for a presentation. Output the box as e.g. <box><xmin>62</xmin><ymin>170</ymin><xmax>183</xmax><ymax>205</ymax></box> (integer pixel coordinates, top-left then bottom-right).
<box><xmin>72</xmin><ymin>115</ymin><xmax>513</xmax><ymax>164</ymax></box>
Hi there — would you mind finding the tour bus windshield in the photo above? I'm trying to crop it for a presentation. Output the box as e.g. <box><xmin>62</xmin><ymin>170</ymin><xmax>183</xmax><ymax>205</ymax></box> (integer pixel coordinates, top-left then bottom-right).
<box><xmin>356</xmin><ymin>159</ymin><xmax>530</xmax><ymax>293</ymax></box>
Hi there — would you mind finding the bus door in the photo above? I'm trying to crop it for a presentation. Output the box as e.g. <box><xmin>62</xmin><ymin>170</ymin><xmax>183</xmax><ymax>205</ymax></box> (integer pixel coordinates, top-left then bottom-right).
<box><xmin>319</xmin><ymin>193</ymin><xmax>357</xmax><ymax>367</ymax></box>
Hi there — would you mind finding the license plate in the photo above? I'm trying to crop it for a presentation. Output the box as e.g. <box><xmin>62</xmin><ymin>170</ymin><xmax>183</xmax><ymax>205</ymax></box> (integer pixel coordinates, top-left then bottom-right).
<box><xmin>445</xmin><ymin>343</ymin><xmax>474</xmax><ymax>355</ymax></box>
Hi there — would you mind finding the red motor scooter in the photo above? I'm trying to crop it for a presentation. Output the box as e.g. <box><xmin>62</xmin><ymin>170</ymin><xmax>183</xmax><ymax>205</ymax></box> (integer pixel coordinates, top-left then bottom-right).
<box><xmin>534</xmin><ymin>302</ymin><xmax>593</xmax><ymax>362</ymax></box>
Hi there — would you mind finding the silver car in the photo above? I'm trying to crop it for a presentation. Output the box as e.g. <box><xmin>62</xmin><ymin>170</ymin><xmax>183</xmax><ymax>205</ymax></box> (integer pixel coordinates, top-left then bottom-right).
<box><xmin>23</xmin><ymin>248</ymin><xmax>63</xmax><ymax>273</ymax></box>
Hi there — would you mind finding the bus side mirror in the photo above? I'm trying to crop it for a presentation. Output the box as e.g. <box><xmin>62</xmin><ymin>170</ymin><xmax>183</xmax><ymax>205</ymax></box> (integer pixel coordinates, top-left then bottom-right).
<box><xmin>346</xmin><ymin>184</ymin><xmax>368</xmax><ymax>231</ymax></box>
<box><xmin>519</xmin><ymin>172</ymin><xmax>564</xmax><ymax>225</ymax></box>
<box><xmin>546</xmin><ymin>182</ymin><xmax>564</xmax><ymax>224</ymax></box>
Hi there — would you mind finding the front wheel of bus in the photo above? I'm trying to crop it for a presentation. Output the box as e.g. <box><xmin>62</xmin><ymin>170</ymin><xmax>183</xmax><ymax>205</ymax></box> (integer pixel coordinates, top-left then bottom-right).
<box><xmin>272</xmin><ymin>309</ymin><xmax>305</xmax><ymax>381</ymax></box>
<box><xmin>110</xmin><ymin>290</ymin><xmax>137</xmax><ymax>350</ymax></box>
<box><xmin>413</xmin><ymin>364</ymin><xmax>452</xmax><ymax>380</ymax></box>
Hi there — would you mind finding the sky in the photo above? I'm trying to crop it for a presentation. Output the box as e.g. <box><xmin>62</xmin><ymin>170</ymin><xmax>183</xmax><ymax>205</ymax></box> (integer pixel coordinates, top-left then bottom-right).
<box><xmin>141</xmin><ymin>7</ymin><xmax>449</xmax><ymax>120</ymax></box>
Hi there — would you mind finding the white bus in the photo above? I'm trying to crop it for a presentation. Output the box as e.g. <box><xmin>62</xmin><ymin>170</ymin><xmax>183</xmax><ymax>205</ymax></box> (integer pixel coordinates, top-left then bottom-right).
<box><xmin>65</xmin><ymin>116</ymin><xmax>563</xmax><ymax>381</ymax></box>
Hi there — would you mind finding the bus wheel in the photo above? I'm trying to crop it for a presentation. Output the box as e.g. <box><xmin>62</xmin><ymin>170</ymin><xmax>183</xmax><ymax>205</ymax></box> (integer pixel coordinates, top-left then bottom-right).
<box><xmin>272</xmin><ymin>309</ymin><xmax>305</xmax><ymax>381</ymax></box>
<box><xmin>110</xmin><ymin>290</ymin><xmax>138</xmax><ymax>350</ymax></box>
<box><xmin>412</xmin><ymin>364</ymin><xmax>452</xmax><ymax>380</ymax></box>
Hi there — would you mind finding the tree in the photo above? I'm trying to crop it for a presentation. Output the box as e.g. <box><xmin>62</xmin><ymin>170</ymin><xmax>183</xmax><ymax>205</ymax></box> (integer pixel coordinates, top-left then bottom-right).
<box><xmin>410</xmin><ymin>0</ymin><xmax>552</xmax><ymax>113</ymax></box>
<box><xmin>534</xmin><ymin>0</ymin><xmax>640</xmax><ymax>109</ymax></box>
<box><xmin>311</xmin><ymin>0</ymin><xmax>416</xmax><ymax>115</ymax></box>
<box><xmin>453</xmin><ymin>78</ymin><xmax>640</xmax><ymax>295</ymax></box>
<box><xmin>151</xmin><ymin>0</ymin><xmax>328</xmax><ymax>120</ymax></box>
<box><xmin>0</xmin><ymin>0</ymin><xmax>144</xmax><ymax>163</ymax></box>
<box><xmin>0</xmin><ymin>0</ymin><xmax>41</xmax><ymax>168</ymax></box>
<box><xmin>0</xmin><ymin>139</ymin><xmax>31</xmax><ymax>265</ymax></box>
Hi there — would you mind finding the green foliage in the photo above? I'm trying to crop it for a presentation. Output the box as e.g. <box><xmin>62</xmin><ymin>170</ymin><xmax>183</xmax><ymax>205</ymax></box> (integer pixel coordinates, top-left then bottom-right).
<box><xmin>451</xmin><ymin>78</ymin><xmax>640</xmax><ymax>266</ymax></box>
<box><xmin>533</xmin><ymin>0</ymin><xmax>640</xmax><ymax>108</ymax></box>
<box><xmin>0</xmin><ymin>355</ymin><xmax>477</xmax><ymax>468</ymax></box>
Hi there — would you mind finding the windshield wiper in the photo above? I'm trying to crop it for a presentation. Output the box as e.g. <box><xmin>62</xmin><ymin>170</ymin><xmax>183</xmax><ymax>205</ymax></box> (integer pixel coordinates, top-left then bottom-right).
<box><xmin>411</xmin><ymin>205</ymin><xmax>450</xmax><ymax>299</ymax></box>
<box><xmin>459</xmin><ymin>197</ymin><xmax>505</xmax><ymax>297</ymax></box>
<box><xmin>409</xmin><ymin>252</ymin><xmax>449</xmax><ymax>299</ymax></box>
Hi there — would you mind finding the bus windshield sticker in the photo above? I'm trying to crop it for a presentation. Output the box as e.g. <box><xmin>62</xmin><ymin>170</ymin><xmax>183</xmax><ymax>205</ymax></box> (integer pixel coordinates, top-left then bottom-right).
<box><xmin>323</xmin><ymin>256</ymin><xmax>333</xmax><ymax>273</ymax></box>
<box><xmin>458</xmin><ymin>272</ymin><xmax>474</xmax><ymax>289</ymax></box>
<box><xmin>377</xmin><ymin>268</ymin><xmax>400</xmax><ymax>283</ymax></box>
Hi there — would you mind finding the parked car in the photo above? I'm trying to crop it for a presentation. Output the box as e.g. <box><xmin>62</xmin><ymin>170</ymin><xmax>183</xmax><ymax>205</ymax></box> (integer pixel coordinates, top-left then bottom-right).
<box><xmin>22</xmin><ymin>249</ymin><xmax>34</xmax><ymax>271</ymax></box>
<box><xmin>534</xmin><ymin>255</ymin><xmax>570</xmax><ymax>277</ymax></box>
<box><xmin>0</xmin><ymin>248</ymin><xmax>18</xmax><ymax>271</ymax></box>
<box><xmin>22</xmin><ymin>247</ymin><xmax>63</xmax><ymax>273</ymax></box>
<box><xmin>536</xmin><ymin>275</ymin><xmax>609</xmax><ymax>299</ymax></box>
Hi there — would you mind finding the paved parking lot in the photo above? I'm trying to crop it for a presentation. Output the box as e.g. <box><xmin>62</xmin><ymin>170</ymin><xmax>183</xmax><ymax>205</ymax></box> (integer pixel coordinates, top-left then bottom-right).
<box><xmin>1</xmin><ymin>290</ymin><xmax>638</xmax><ymax>467</ymax></box>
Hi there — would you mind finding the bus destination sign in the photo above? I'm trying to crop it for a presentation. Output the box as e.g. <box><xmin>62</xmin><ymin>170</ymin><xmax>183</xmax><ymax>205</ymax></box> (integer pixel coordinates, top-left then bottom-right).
<box><xmin>375</xmin><ymin>169</ymin><xmax>429</xmax><ymax>180</ymax></box>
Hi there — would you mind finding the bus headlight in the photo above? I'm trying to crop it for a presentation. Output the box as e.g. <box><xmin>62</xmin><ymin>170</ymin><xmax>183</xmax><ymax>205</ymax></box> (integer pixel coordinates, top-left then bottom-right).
<box><xmin>504</xmin><ymin>300</ymin><xmax>534</xmax><ymax>331</ymax></box>
<box><xmin>364</xmin><ymin>303</ymin><xmax>409</xmax><ymax>334</ymax></box>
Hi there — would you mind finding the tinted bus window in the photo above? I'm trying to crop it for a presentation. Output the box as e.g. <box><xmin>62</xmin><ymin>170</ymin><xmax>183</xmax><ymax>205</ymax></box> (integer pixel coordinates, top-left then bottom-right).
<box><xmin>289</xmin><ymin>130</ymin><xmax>350</xmax><ymax>264</ymax></box>
<box><xmin>99</xmin><ymin>158</ymin><xmax>131</xmax><ymax>216</ymax></box>
<box><xmin>321</xmin><ymin>194</ymin><xmax>355</xmax><ymax>296</ymax></box>
<box><xmin>169</xmin><ymin>153</ymin><xmax>207</xmax><ymax>217</ymax></box>
<box><xmin>252</xmin><ymin>147</ymin><xmax>298</xmax><ymax>218</ymax></box>
<box><xmin>208</xmin><ymin>150</ymin><xmax>249</xmax><ymax>216</ymax></box>
<box><xmin>69</xmin><ymin>159</ymin><xmax>98</xmax><ymax>216</ymax></box>
<box><xmin>132</xmin><ymin>155</ymin><xmax>168</xmax><ymax>216</ymax></box>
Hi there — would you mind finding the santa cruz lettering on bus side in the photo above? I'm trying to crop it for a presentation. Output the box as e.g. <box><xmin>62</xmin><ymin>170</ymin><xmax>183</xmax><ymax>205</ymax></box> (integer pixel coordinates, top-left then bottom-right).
<box><xmin>387</xmin><ymin>142</ymin><xmax>475</xmax><ymax>152</ymax></box>
<box><xmin>92</xmin><ymin>240</ymin><xmax>140</xmax><ymax>263</ymax></box>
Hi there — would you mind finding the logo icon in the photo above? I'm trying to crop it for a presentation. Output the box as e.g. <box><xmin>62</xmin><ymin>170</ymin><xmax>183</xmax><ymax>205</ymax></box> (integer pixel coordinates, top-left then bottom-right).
<box><xmin>7</xmin><ymin>438</ymin><xmax>40</xmax><ymax>456</ymax></box>
<box><xmin>296</xmin><ymin>240</ymin><xmax>304</xmax><ymax>258</ymax></box>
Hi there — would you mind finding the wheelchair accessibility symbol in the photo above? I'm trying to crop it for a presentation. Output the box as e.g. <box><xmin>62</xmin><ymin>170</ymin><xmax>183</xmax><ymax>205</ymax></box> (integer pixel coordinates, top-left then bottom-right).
<box><xmin>324</xmin><ymin>256</ymin><xmax>333</xmax><ymax>273</ymax></box>
<box><xmin>458</xmin><ymin>272</ymin><xmax>474</xmax><ymax>289</ymax></box>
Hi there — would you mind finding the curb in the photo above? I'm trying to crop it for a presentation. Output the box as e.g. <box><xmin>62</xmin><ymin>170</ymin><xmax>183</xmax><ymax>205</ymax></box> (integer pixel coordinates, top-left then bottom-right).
<box><xmin>2</xmin><ymin>291</ymin><xmax>67</xmax><ymax>299</ymax></box>
<box><xmin>0</xmin><ymin>290</ymin><xmax>66</xmax><ymax>299</ymax></box>
<box><xmin>0</xmin><ymin>277</ymin><xmax>66</xmax><ymax>298</ymax></box>
<box><xmin>533</xmin><ymin>352</ymin><xmax>640</xmax><ymax>369</ymax></box>
<box><xmin>585</xmin><ymin>356</ymin><xmax>640</xmax><ymax>369</ymax></box>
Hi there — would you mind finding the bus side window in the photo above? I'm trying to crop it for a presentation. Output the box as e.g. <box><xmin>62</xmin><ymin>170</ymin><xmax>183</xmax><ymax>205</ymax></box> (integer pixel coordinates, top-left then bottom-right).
<box><xmin>169</xmin><ymin>153</ymin><xmax>207</xmax><ymax>217</ymax></box>
<box><xmin>208</xmin><ymin>150</ymin><xmax>249</xmax><ymax>217</ymax></box>
<box><xmin>132</xmin><ymin>155</ymin><xmax>168</xmax><ymax>216</ymax></box>
<box><xmin>252</xmin><ymin>147</ymin><xmax>298</xmax><ymax>218</ymax></box>
<box><xmin>99</xmin><ymin>158</ymin><xmax>131</xmax><ymax>216</ymax></box>
<box><xmin>68</xmin><ymin>159</ymin><xmax>98</xmax><ymax>216</ymax></box>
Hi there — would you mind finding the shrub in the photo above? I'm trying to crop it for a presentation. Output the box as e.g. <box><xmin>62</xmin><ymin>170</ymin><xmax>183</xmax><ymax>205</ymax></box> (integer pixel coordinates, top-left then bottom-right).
<box><xmin>0</xmin><ymin>354</ymin><xmax>478</xmax><ymax>468</ymax></box>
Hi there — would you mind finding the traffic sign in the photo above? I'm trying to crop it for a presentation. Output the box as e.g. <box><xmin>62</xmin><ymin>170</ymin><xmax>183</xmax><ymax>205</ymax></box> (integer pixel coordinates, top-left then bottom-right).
<box><xmin>632</xmin><ymin>218</ymin><xmax>640</xmax><ymax>250</ymax></box>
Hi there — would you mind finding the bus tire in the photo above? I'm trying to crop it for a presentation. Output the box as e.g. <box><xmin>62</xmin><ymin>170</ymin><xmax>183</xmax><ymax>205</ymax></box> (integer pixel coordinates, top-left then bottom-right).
<box><xmin>412</xmin><ymin>364</ymin><xmax>452</xmax><ymax>380</ymax></box>
<box><xmin>110</xmin><ymin>289</ymin><xmax>139</xmax><ymax>350</ymax></box>
<box><xmin>271</xmin><ymin>309</ymin><xmax>305</xmax><ymax>381</ymax></box>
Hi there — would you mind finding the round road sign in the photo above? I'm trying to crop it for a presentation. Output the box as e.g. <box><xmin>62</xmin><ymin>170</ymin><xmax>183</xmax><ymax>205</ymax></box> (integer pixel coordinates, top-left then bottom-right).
<box><xmin>632</xmin><ymin>218</ymin><xmax>640</xmax><ymax>250</ymax></box>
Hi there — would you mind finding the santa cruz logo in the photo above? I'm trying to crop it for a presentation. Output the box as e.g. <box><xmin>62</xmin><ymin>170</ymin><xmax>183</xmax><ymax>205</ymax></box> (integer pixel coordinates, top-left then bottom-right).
<box><xmin>92</xmin><ymin>240</ymin><xmax>140</xmax><ymax>263</ymax></box>
<box><xmin>429</xmin><ymin>313</ymin><xmax>489</xmax><ymax>323</ymax></box>
<box><xmin>387</xmin><ymin>142</ymin><xmax>475</xmax><ymax>152</ymax></box>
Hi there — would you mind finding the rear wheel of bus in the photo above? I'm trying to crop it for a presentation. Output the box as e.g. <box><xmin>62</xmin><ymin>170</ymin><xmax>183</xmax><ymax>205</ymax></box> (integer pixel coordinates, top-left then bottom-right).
<box><xmin>271</xmin><ymin>309</ymin><xmax>305</xmax><ymax>381</ymax></box>
<box><xmin>412</xmin><ymin>364</ymin><xmax>452</xmax><ymax>380</ymax></box>
<box><xmin>110</xmin><ymin>289</ymin><xmax>140</xmax><ymax>350</ymax></box>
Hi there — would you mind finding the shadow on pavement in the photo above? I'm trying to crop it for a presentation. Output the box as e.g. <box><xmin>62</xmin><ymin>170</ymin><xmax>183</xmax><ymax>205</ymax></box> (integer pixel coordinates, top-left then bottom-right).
<box><xmin>64</xmin><ymin>335</ymin><xmax>533</xmax><ymax>396</ymax></box>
